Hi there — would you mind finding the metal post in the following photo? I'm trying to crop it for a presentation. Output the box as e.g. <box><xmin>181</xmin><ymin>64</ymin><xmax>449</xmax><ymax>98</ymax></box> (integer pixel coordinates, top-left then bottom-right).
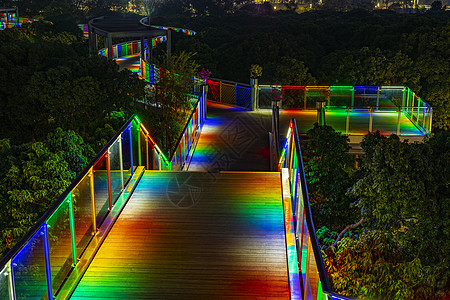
<box><xmin>106</xmin><ymin>151</ymin><xmax>112</xmax><ymax>210</ymax></box>
<box><xmin>402</xmin><ymin>87</ymin><xmax>406</xmax><ymax>108</ymax></box>
<box><xmin>138</xmin><ymin>128</ymin><xmax>142</xmax><ymax>166</ymax></box>
<box><xmin>369</xmin><ymin>107</ymin><xmax>373</xmax><ymax>132</ymax></box>
<box><xmin>89</xmin><ymin>168</ymin><xmax>97</xmax><ymax>234</ymax></box>
<box><xmin>376</xmin><ymin>87</ymin><xmax>380</xmax><ymax>109</ymax></box>
<box><xmin>145</xmin><ymin>138</ymin><xmax>149</xmax><ymax>170</ymax></box>
<box><xmin>203</xmin><ymin>85</ymin><xmax>208</xmax><ymax>118</ymax></box>
<box><xmin>219</xmin><ymin>81</ymin><xmax>222</xmax><ymax>103</ymax></box>
<box><xmin>129</xmin><ymin>127</ymin><xmax>133</xmax><ymax>177</ymax></box>
<box><xmin>251</xmin><ymin>78</ymin><xmax>258</xmax><ymax>111</ymax></box>
<box><xmin>68</xmin><ymin>194</ymin><xmax>77</xmax><ymax>265</ymax></box>
<box><xmin>7</xmin><ymin>261</ymin><xmax>15</xmax><ymax>299</ymax></box>
<box><xmin>42</xmin><ymin>223</ymin><xmax>53</xmax><ymax>300</ymax></box>
<box><xmin>304</xmin><ymin>88</ymin><xmax>307</xmax><ymax>110</ymax></box>
<box><xmin>269</xmin><ymin>132</ymin><xmax>273</xmax><ymax>171</ymax></box>
<box><xmin>351</xmin><ymin>88</ymin><xmax>355</xmax><ymax>108</ymax></box>
<box><xmin>118</xmin><ymin>136</ymin><xmax>124</xmax><ymax>189</ymax></box>
<box><xmin>397</xmin><ymin>108</ymin><xmax>401</xmax><ymax>136</ymax></box>
<box><xmin>429</xmin><ymin>108</ymin><xmax>433</xmax><ymax>135</ymax></box>
<box><xmin>346</xmin><ymin>109</ymin><xmax>350</xmax><ymax>135</ymax></box>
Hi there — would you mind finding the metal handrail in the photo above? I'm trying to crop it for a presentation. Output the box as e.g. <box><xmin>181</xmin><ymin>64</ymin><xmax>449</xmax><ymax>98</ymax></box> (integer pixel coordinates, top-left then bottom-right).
<box><xmin>0</xmin><ymin>115</ymin><xmax>135</xmax><ymax>270</ymax></box>
<box><xmin>279</xmin><ymin>118</ymin><xmax>357</xmax><ymax>300</ymax></box>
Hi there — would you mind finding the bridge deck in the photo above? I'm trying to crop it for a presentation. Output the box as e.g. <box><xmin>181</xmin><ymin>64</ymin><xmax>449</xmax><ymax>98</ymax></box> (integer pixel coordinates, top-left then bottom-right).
<box><xmin>71</xmin><ymin>171</ymin><xmax>289</xmax><ymax>299</ymax></box>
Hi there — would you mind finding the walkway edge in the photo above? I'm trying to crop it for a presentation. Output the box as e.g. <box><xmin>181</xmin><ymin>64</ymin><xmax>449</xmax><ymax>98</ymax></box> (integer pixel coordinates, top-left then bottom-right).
<box><xmin>56</xmin><ymin>167</ymin><xmax>145</xmax><ymax>300</ymax></box>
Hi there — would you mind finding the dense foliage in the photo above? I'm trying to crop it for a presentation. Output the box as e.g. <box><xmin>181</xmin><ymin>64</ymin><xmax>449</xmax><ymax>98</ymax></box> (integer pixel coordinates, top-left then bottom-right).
<box><xmin>309</xmin><ymin>127</ymin><xmax>449</xmax><ymax>299</ymax></box>
<box><xmin>0</xmin><ymin>23</ymin><xmax>145</xmax><ymax>257</ymax></box>
<box><xmin>0</xmin><ymin>130</ymin><xmax>95</xmax><ymax>256</ymax></box>
<box><xmin>138</xmin><ymin>51</ymin><xmax>200</xmax><ymax>156</ymax></box>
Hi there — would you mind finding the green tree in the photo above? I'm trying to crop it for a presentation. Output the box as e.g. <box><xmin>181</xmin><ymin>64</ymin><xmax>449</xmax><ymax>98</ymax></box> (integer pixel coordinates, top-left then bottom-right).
<box><xmin>142</xmin><ymin>51</ymin><xmax>199</xmax><ymax>155</ymax></box>
<box><xmin>0</xmin><ymin>128</ymin><xmax>94</xmax><ymax>256</ymax></box>
<box><xmin>303</xmin><ymin>124</ymin><xmax>358</xmax><ymax>230</ymax></box>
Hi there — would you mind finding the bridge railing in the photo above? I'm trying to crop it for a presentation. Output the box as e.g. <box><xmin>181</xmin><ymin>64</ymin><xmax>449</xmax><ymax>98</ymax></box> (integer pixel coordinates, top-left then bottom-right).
<box><xmin>279</xmin><ymin>119</ymin><xmax>354</xmax><ymax>300</ymax></box>
<box><xmin>258</xmin><ymin>85</ymin><xmax>432</xmax><ymax>135</ymax></box>
<box><xmin>0</xmin><ymin>115</ymin><xmax>168</xmax><ymax>299</ymax></box>
<box><xmin>98</xmin><ymin>38</ymin><xmax>166</xmax><ymax>60</ymax></box>
<box><xmin>206</xmin><ymin>78</ymin><xmax>252</xmax><ymax>110</ymax></box>
<box><xmin>166</xmin><ymin>90</ymin><xmax>206</xmax><ymax>171</ymax></box>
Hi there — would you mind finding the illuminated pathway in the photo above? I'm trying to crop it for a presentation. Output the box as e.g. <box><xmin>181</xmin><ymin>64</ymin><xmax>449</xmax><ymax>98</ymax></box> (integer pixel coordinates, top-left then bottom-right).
<box><xmin>189</xmin><ymin>102</ymin><xmax>272</xmax><ymax>171</ymax></box>
<box><xmin>71</xmin><ymin>171</ymin><xmax>289</xmax><ymax>299</ymax></box>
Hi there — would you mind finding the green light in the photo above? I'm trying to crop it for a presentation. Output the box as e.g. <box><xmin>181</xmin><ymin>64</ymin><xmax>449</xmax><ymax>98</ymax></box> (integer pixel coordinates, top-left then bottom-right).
<box><xmin>133</xmin><ymin>115</ymin><xmax>141</xmax><ymax>125</ymax></box>
<box><xmin>330</xmin><ymin>86</ymin><xmax>353</xmax><ymax>91</ymax></box>
<box><xmin>68</xmin><ymin>194</ymin><xmax>77</xmax><ymax>266</ymax></box>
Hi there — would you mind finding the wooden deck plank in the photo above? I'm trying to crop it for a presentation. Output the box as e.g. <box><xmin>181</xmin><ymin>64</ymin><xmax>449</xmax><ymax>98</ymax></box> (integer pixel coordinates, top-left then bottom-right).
<box><xmin>71</xmin><ymin>171</ymin><xmax>289</xmax><ymax>299</ymax></box>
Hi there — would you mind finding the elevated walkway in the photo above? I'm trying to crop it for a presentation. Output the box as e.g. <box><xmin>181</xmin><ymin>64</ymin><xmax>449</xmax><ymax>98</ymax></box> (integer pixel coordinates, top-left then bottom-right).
<box><xmin>71</xmin><ymin>171</ymin><xmax>289</xmax><ymax>299</ymax></box>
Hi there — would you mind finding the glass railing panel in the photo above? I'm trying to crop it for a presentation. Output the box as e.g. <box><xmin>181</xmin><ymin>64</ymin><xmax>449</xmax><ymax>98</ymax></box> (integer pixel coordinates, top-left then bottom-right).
<box><xmin>47</xmin><ymin>199</ymin><xmax>73</xmax><ymax>295</ymax></box>
<box><xmin>127</xmin><ymin>43</ymin><xmax>133</xmax><ymax>55</ymax></box>
<box><xmin>325</xmin><ymin>108</ymin><xmax>347</xmax><ymax>134</ymax></box>
<box><xmin>307</xmin><ymin>234</ymin><xmax>321</xmax><ymax>300</ymax></box>
<box><xmin>220</xmin><ymin>83</ymin><xmax>235</xmax><ymax>106</ymax></box>
<box><xmin>121</xmin><ymin>126</ymin><xmax>133</xmax><ymax>184</ymax></box>
<box><xmin>93</xmin><ymin>153</ymin><xmax>109</xmax><ymax>226</ymax></box>
<box><xmin>12</xmin><ymin>223</ymin><xmax>49</xmax><ymax>299</ymax></box>
<box><xmin>300</xmin><ymin>217</ymin><xmax>309</xmax><ymax>274</ymax></box>
<box><xmin>283</xmin><ymin>88</ymin><xmax>305</xmax><ymax>109</ymax></box>
<box><xmin>140</xmin><ymin>131</ymin><xmax>149</xmax><ymax>169</ymax></box>
<box><xmin>72</xmin><ymin>173</ymin><xmax>95</xmax><ymax>257</ymax></box>
<box><xmin>154</xmin><ymin>148</ymin><xmax>161</xmax><ymax>170</ymax></box>
<box><xmin>0</xmin><ymin>264</ymin><xmax>11</xmax><ymax>299</ymax></box>
<box><xmin>371</xmin><ymin>108</ymin><xmax>397</xmax><ymax>135</ymax></box>
<box><xmin>347</xmin><ymin>109</ymin><xmax>370</xmax><ymax>135</ymax></box>
<box><xmin>109</xmin><ymin>137</ymin><xmax>123</xmax><ymax>204</ymax></box>
<box><xmin>329</xmin><ymin>87</ymin><xmax>353</xmax><ymax>107</ymax></box>
<box><xmin>258</xmin><ymin>86</ymin><xmax>273</xmax><ymax>109</ymax></box>
<box><xmin>131</xmin><ymin>119</ymin><xmax>140</xmax><ymax>170</ymax></box>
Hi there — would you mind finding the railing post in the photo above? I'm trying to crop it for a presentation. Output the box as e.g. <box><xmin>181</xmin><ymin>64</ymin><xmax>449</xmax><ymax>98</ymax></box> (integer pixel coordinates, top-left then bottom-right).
<box><xmin>376</xmin><ymin>86</ymin><xmax>380</xmax><ymax>108</ymax></box>
<box><xmin>203</xmin><ymin>85</ymin><xmax>208</xmax><ymax>119</ymax></box>
<box><xmin>129</xmin><ymin>126</ymin><xmax>133</xmax><ymax>177</ymax></box>
<box><xmin>219</xmin><ymin>81</ymin><xmax>222</xmax><ymax>103</ymax></box>
<box><xmin>145</xmin><ymin>139</ymin><xmax>150</xmax><ymax>170</ymax></box>
<box><xmin>118</xmin><ymin>136</ymin><xmax>124</xmax><ymax>189</ymax></box>
<box><xmin>351</xmin><ymin>87</ymin><xmax>355</xmax><ymax>108</ymax></box>
<box><xmin>251</xmin><ymin>78</ymin><xmax>258</xmax><ymax>111</ymax></box>
<box><xmin>138</xmin><ymin>128</ymin><xmax>142</xmax><ymax>166</ymax></box>
<box><xmin>304</xmin><ymin>87</ymin><xmax>307</xmax><ymax>110</ymax></box>
<box><xmin>42</xmin><ymin>223</ymin><xmax>53</xmax><ymax>300</ymax></box>
<box><xmin>397</xmin><ymin>107</ymin><xmax>401</xmax><ymax>136</ymax></box>
<box><xmin>402</xmin><ymin>87</ymin><xmax>406</xmax><ymax>107</ymax></box>
<box><xmin>429</xmin><ymin>107</ymin><xmax>433</xmax><ymax>135</ymax></box>
<box><xmin>7</xmin><ymin>261</ymin><xmax>15</xmax><ymax>299</ymax></box>
<box><xmin>346</xmin><ymin>109</ymin><xmax>350</xmax><ymax>135</ymax></box>
<box><xmin>106</xmin><ymin>151</ymin><xmax>112</xmax><ymax>210</ymax></box>
<box><xmin>89</xmin><ymin>168</ymin><xmax>97</xmax><ymax>235</ymax></box>
<box><xmin>369</xmin><ymin>107</ymin><xmax>373</xmax><ymax>133</ymax></box>
<box><xmin>68</xmin><ymin>194</ymin><xmax>77</xmax><ymax>266</ymax></box>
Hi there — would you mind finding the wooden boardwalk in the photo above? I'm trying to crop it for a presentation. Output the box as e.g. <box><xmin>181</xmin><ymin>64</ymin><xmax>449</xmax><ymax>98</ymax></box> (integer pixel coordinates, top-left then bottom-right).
<box><xmin>71</xmin><ymin>171</ymin><xmax>289</xmax><ymax>299</ymax></box>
